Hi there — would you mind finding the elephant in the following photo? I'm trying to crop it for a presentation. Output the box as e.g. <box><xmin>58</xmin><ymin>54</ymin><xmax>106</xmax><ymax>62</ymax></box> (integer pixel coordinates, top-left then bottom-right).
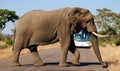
<box><xmin>12</xmin><ymin>7</ymin><xmax>108</xmax><ymax>67</ymax></box>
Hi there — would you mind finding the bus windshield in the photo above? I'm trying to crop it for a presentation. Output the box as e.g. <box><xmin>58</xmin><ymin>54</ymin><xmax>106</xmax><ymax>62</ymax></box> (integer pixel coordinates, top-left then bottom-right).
<box><xmin>74</xmin><ymin>30</ymin><xmax>89</xmax><ymax>42</ymax></box>
<box><xmin>74</xmin><ymin>30</ymin><xmax>90</xmax><ymax>47</ymax></box>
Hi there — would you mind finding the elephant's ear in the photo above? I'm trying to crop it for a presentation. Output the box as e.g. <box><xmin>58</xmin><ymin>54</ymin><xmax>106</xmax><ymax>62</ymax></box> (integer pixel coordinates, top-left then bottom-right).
<box><xmin>68</xmin><ymin>7</ymin><xmax>82</xmax><ymax>34</ymax></box>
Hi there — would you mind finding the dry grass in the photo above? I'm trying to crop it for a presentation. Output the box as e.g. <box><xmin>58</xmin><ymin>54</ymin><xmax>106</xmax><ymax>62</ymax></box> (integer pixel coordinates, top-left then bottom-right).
<box><xmin>100</xmin><ymin>45</ymin><xmax>120</xmax><ymax>71</ymax></box>
<box><xmin>0</xmin><ymin>47</ymin><xmax>12</xmax><ymax>59</ymax></box>
<box><xmin>0</xmin><ymin>42</ymin><xmax>120</xmax><ymax>71</ymax></box>
<box><xmin>0</xmin><ymin>42</ymin><xmax>60</xmax><ymax>59</ymax></box>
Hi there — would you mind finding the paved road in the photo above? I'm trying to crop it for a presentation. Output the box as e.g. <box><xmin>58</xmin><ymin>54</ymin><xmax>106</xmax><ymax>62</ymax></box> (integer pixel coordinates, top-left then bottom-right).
<box><xmin>0</xmin><ymin>47</ymin><xmax>109</xmax><ymax>71</ymax></box>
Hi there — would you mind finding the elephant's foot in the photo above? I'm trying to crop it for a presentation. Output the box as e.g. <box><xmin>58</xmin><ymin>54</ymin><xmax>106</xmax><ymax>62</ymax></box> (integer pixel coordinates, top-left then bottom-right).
<box><xmin>72</xmin><ymin>60</ymin><xmax>80</xmax><ymax>66</ymax></box>
<box><xmin>102</xmin><ymin>62</ymin><xmax>108</xmax><ymax>68</ymax></box>
<box><xmin>34</xmin><ymin>62</ymin><xmax>45</xmax><ymax>66</ymax></box>
<box><xmin>11</xmin><ymin>62</ymin><xmax>21</xmax><ymax>67</ymax></box>
<box><xmin>58</xmin><ymin>62</ymin><xmax>69</xmax><ymax>67</ymax></box>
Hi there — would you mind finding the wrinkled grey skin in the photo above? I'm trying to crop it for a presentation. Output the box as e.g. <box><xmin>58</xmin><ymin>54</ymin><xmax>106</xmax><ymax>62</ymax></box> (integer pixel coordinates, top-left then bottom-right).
<box><xmin>12</xmin><ymin>7</ymin><xmax>108</xmax><ymax>67</ymax></box>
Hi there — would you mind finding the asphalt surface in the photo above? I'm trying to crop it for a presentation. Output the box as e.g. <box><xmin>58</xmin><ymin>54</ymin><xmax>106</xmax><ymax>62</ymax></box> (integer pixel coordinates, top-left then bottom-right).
<box><xmin>0</xmin><ymin>47</ymin><xmax>109</xmax><ymax>71</ymax></box>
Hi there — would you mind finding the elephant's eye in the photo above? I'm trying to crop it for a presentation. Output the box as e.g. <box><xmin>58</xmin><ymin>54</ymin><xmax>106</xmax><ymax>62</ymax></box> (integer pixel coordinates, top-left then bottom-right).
<box><xmin>86</xmin><ymin>20</ymin><xmax>90</xmax><ymax>23</ymax></box>
<box><xmin>86</xmin><ymin>19</ymin><xmax>92</xmax><ymax>23</ymax></box>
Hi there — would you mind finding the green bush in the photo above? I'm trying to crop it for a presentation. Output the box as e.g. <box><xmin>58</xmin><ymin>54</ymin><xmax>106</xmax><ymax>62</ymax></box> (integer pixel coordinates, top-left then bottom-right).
<box><xmin>115</xmin><ymin>40</ymin><xmax>120</xmax><ymax>46</ymax></box>
<box><xmin>0</xmin><ymin>44</ymin><xmax>8</xmax><ymax>49</ymax></box>
<box><xmin>0</xmin><ymin>33</ymin><xmax>13</xmax><ymax>49</ymax></box>
<box><xmin>98</xmin><ymin>39</ymin><xmax>107</xmax><ymax>47</ymax></box>
<box><xmin>0</xmin><ymin>33</ymin><xmax>4</xmax><ymax>40</ymax></box>
<box><xmin>6</xmin><ymin>39</ymin><xmax>13</xmax><ymax>45</ymax></box>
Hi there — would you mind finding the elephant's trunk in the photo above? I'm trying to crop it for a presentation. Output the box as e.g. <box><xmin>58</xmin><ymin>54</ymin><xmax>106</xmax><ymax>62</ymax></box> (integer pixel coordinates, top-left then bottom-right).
<box><xmin>90</xmin><ymin>34</ymin><xmax>108</xmax><ymax>68</ymax></box>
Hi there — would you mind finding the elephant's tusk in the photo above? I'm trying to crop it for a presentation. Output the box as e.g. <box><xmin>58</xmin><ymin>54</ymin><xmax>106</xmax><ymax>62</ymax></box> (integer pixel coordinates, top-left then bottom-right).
<box><xmin>92</xmin><ymin>32</ymin><xmax>109</xmax><ymax>37</ymax></box>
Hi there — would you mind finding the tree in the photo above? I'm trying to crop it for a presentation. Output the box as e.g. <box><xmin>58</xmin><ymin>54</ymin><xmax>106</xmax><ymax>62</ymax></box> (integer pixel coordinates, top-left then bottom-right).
<box><xmin>94</xmin><ymin>8</ymin><xmax>120</xmax><ymax>35</ymax></box>
<box><xmin>94</xmin><ymin>8</ymin><xmax>120</xmax><ymax>45</ymax></box>
<box><xmin>0</xmin><ymin>9</ymin><xmax>19</xmax><ymax>30</ymax></box>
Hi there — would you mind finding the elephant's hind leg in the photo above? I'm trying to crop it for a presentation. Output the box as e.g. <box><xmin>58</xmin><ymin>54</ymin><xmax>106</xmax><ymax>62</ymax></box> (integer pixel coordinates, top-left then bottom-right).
<box><xmin>29</xmin><ymin>45</ymin><xmax>44</xmax><ymax>66</ymax></box>
<box><xmin>12</xmin><ymin>37</ymin><xmax>23</xmax><ymax>66</ymax></box>
<box><xmin>12</xmin><ymin>47</ymin><xmax>22</xmax><ymax>66</ymax></box>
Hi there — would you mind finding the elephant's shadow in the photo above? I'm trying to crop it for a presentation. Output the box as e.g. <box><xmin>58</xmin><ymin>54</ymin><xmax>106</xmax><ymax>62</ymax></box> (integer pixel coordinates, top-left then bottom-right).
<box><xmin>79</xmin><ymin>62</ymin><xmax>101</xmax><ymax>66</ymax></box>
<box><xmin>45</xmin><ymin>62</ymin><xmax>100</xmax><ymax>66</ymax></box>
<box><xmin>22</xmin><ymin>62</ymin><xmax>100</xmax><ymax>67</ymax></box>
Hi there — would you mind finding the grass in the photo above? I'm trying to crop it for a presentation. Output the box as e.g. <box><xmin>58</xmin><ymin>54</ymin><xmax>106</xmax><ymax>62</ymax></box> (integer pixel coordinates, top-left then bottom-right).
<box><xmin>100</xmin><ymin>44</ymin><xmax>120</xmax><ymax>71</ymax></box>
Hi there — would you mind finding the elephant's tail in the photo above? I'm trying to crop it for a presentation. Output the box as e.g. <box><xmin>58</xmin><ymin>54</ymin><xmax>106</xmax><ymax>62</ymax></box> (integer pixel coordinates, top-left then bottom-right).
<box><xmin>12</xmin><ymin>27</ymin><xmax>16</xmax><ymax>51</ymax></box>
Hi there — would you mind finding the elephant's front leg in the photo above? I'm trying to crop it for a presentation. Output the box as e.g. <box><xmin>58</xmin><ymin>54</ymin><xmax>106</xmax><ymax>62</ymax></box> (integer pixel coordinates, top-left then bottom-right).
<box><xmin>69</xmin><ymin>40</ymin><xmax>80</xmax><ymax>66</ymax></box>
<box><xmin>59</xmin><ymin>46</ymin><xmax>69</xmax><ymax>67</ymax></box>
<box><xmin>58</xmin><ymin>36</ymin><xmax>71</xmax><ymax>67</ymax></box>
<box><xmin>29</xmin><ymin>45</ymin><xmax>44</xmax><ymax>66</ymax></box>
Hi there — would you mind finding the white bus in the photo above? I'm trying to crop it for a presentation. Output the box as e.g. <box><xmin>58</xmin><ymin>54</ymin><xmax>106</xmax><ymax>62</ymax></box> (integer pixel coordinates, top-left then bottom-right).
<box><xmin>74</xmin><ymin>30</ymin><xmax>90</xmax><ymax>47</ymax></box>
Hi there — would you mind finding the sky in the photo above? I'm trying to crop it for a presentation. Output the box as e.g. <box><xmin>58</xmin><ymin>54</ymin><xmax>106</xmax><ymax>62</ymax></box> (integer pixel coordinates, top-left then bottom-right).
<box><xmin>0</xmin><ymin>0</ymin><xmax>120</xmax><ymax>34</ymax></box>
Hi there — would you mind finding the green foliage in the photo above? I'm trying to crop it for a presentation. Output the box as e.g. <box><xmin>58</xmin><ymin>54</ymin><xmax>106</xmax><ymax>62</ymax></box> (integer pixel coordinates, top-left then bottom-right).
<box><xmin>0</xmin><ymin>32</ymin><xmax>13</xmax><ymax>48</ymax></box>
<box><xmin>0</xmin><ymin>44</ymin><xmax>8</xmax><ymax>49</ymax></box>
<box><xmin>0</xmin><ymin>9</ymin><xmax>19</xmax><ymax>30</ymax></box>
<box><xmin>0</xmin><ymin>33</ymin><xmax>4</xmax><ymax>40</ymax></box>
<box><xmin>0</xmin><ymin>9</ymin><xmax>18</xmax><ymax>49</ymax></box>
<box><xmin>6</xmin><ymin>38</ymin><xmax>13</xmax><ymax>45</ymax></box>
<box><xmin>94</xmin><ymin>8</ymin><xmax>120</xmax><ymax>46</ymax></box>
<box><xmin>115</xmin><ymin>39</ymin><xmax>120</xmax><ymax>46</ymax></box>
<box><xmin>98</xmin><ymin>39</ymin><xmax>107</xmax><ymax>47</ymax></box>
